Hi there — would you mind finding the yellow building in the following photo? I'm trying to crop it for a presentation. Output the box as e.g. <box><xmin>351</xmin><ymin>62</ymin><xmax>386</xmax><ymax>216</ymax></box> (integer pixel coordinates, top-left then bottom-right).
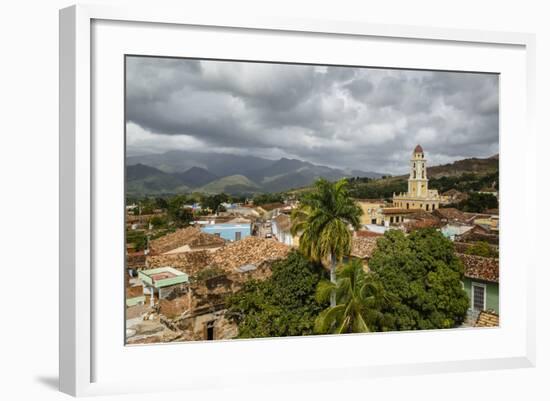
<box><xmin>356</xmin><ymin>199</ymin><xmax>386</xmax><ymax>225</ymax></box>
<box><xmin>393</xmin><ymin>144</ymin><xmax>442</xmax><ymax>211</ymax></box>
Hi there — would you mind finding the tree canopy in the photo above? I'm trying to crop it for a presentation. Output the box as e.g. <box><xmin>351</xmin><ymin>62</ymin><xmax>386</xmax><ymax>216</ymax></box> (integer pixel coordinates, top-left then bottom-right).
<box><xmin>291</xmin><ymin>178</ymin><xmax>363</xmax><ymax>265</ymax></box>
<box><xmin>429</xmin><ymin>171</ymin><xmax>498</xmax><ymax>193</ymax></box>
<box><xmin>226</xmin><ymin>251</ymin><xmax>326</xmax><ymax>338</ymax></box>
<box><xmin>464</xmin><ymin>241</ymin><xmax>499</xmax><ymax>258</ymax></box>
<box><xmin>457</xmin><ymin>192</ymin><xmax>498</xmax><ymax>213</ymax></box>
<box><xmin>291</xmin><ymin>178</ymin><xmax>363</xmax><ymax>305</ymax></box>
<box><xmin>201</xmin><ymin>193</ymin><xmax>230</xmax><ymax>213</ymax></box>
<box><xmin>314</xmin><ymin>259</ymin><xmax>372</xmax><ymax>334</ymax></box>
<box><xmin>126</xmin><ymin>230</ymin><xmax>147</xmax><ymax>251</ymax></box>
<box><xmin>252</xmin><ymin>193</ymin><xmax>284</xmax><ymax>206</ymax></box>
<box><xmin>367</xmin><ymin>229</ymin><xmax>469</xmax><ymax>331</ymax></box>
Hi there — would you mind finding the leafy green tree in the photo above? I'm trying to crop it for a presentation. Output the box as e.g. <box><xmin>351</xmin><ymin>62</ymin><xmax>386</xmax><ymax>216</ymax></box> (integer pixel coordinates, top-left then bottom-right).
<box><xmin>170</xmin><ymin>207</ymin><xmax>194</xmax><ymax>228</ymax></box>
<box><xmin>154</xmin><ymin>197</ymin><xmax>169</xmax><ymax>210</ymax></box>
<box><xmin>458</xmin><ymin>192</ymin><xmax>498</xmax><ymax>213</ymax></box>
<box><xmin>314</xmin><ymin>259</ymin><xmax>372</xmax><ymax>334</ymax></box>
<box><xmin>149</xmin><ymin>215</ymin><xmax>168</xmax><ymax>229</ymax></box>
<box><xmin>167</xmin><ymin>194</ymin><xmax>188</xmax><ymax>210</ymax></box>
<box><xmin>139</xmin><ymin>203</ymin><xmax>155</xmax><ymax>215</ymax></box>
<box><xmin>347</xmin><ymin>178</ymin><xmax>407</xmax><ymax>199</ymax></box>
<box><xmin>126</xmin><ymin>230</ymin><xmax>147</xmax><ymax>252</ymax></box>
<box><xmin>202</xmin><ymin>193</ymin><xmax>229</xmax><ymax>213</ymax></box>
<box><xmin>367</xmin><ymin>229</ymin><xmax>469</xmax><ymax>331</ymax></box>
<box><xmin>291</xmin><ymin>178</ymin><xmax>362</xmax><ymax>306</ymax></box>
<box><xmin>429</xmin><ymin>171</ymin><xmax>499</xmax><ymax>193</ymax></box>
<box><xmin>166</xmin><ymin>195</ymin><xmax>194</xmax><ymax>227</ymax></box>
<box><xmin>465</xmin><ymin>241</ymin><xmax>499</xmax><ymax>258</ymax></box>
<box><xmin>230</xmin><ymin>194</ymin><xmax>247</xmax><ymax>204</ymax></box>
<box><xmin>253</xmin><ymin>193</ymin><xmax>284</xmax><ymax>206</ymax></box>
<box><xmin>226</xmin><ymin>251</ymin><xmax>326</xmax><ymax>338</ymax></box>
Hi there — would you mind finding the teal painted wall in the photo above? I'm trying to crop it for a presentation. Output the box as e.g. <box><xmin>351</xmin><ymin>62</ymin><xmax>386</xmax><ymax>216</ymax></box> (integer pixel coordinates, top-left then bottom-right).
<box><xmin>463</xmin><ymin>278</ymin><xmax>499</xmax><ymax>313</ymax></box>
<box><xmin>126</xmin><ymin>295</ymin><xmax>145</xmax><ymax>307</ymax></box>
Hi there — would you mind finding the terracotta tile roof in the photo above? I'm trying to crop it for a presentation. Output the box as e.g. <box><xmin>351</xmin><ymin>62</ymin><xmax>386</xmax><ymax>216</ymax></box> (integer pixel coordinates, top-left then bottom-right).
<box><xmin>475</xmin><ymin>311</ymin><xmax>499</xmax><ymax>327</ymax></box>
<box><xmin>484</xmin><ymin>208</ymin><xmax>499</xmax><ymax>215</ymax></box>
<box><xmin>355</xmin><ymin>230</ymin><xmax>383</xmax><ymax>238</ymax></box>
<box><xmin>354</xmin><ymin>198</ymin><xmax>387</xmax><ymax>203</ymax></box>
<box><xmin>150</xmin><ymin>226</ymin><xmax>225</xmax><ymax>254</ymax></box>
<box><xmin>406</xmin><ymin>210</ymin><xmax>440</xmax><ymax>221</ymax></box>
<box><xmin>257</xmin><ymin>202</ymin><xmax>285</xmax><ymax>211</ymax></box>
<box><xmin>471</xmin><ymin>224</ymin><xmax>492</xmax><ymax>233</ymax></box>
<box><xmin>126</xmin><ymin>285</ymin><xmax>144</xmax><ymax>299</ymax></box>
<box><xmin>126</xmin><ymin>304</ymin><xmax>151</xmax><ymax>320</ymax></box>
<box><xmin>273</xmin><ymin>213</ymin><xmax>292</xmax><ymax>232</ymax></box>
<box><xmin>404</xmin><ymin>218</ymin><xmax>441</xmax><ymax>232</ymax></box>
<box><xmin>382</xmin><ymin>208</ymin><xmax>415</xmax><ymax>215</ymax></box>
<box><xmin>434</xmin><ymin>208</ymin><xmax>468</xmax><ymax>223</ymax></box>
<box><xmin>351</xmin><ymin>237</ymin><xmax>378</xmax><ymax>259</ymax></box>
<box><xmin>463</xmin><ymin>213</ymin><xmax>494</xmax><ymax>225</ymax></box>
<box><xmin>147</xmin><ymin>250</ymin><xmax>212</xmax><ymax>276</ymax></box>
<box><xmin>458</xmin><ymin>253</ymin><xmax>499</xmax><ymax>283</ymax></box>
<box><xmin>127</xmin><ymin>251</ymin><xmax>146</xmax><ymax>269</ymax></box>
<box><xmin>456</xmin><ymin>229</ymin><xmax>499</xmax><ymax>245</ymax></box>
<box><xmin>209</xmin><ymin>236</ymin><xmax>290</xmax><ymax>272</ymax></box>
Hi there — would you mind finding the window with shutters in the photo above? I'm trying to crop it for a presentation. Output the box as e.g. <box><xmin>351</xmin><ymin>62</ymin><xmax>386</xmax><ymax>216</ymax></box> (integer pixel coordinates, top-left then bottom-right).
<box><xmin>472</xmin><ymin>284</ymin><xmax>486</xmax><ymax>311</ymax></box>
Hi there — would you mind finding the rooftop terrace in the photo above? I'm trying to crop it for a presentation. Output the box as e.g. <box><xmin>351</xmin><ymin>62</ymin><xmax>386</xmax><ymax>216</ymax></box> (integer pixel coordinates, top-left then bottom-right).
<box><xmin>138</xmin><ymin>266</ymin><xmax>189</xmax><ymax>288</ymax></box>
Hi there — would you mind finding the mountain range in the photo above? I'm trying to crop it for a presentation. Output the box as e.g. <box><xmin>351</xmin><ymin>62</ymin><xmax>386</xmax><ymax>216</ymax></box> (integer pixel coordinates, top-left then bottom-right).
<box><xmin>125</xmin><ymin>150</ymin><xmax>383</xmax><ymax>195</ymax></box>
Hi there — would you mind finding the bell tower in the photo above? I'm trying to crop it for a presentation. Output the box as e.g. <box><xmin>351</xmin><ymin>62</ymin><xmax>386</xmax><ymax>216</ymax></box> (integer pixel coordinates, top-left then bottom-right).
<box><xmin>408</xmin><ymin>144</ymin><xmax>428</xmax><ymax>197</ymax></box>
<box><xmin>393</xmin><ymin>144</ymin><xmax>440</xmax><ymax>212</ymax></box>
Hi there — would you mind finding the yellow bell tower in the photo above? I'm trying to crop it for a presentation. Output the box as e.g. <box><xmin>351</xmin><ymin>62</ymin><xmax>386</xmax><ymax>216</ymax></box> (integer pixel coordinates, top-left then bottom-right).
<box><xmin>408</xmin><ymin>144</ymin><xmax>428</xmax><ymax>197</ymax></box>
<box><xmin>393</xmin><ymin>144</ymin><xmax>441</xmax><ymax>212</ymax></box>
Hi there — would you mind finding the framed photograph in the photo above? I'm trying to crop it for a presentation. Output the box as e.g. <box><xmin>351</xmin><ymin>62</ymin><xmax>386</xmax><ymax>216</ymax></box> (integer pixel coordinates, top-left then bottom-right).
<box><xmin>59</xmin><ymin>4</ymin><xmax>536</xmax><ymax>397</ymax></box>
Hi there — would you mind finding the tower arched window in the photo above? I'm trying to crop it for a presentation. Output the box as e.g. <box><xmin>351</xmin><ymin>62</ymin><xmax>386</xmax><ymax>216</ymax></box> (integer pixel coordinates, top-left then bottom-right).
<box><xmin>413</xmin><ymin>171</ymin><xmax>416</xmax><ymax>178</ymax></box>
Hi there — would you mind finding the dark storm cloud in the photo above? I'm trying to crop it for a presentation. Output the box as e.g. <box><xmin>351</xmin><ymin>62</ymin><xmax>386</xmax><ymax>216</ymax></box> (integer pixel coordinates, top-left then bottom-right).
<box><xmin>125</xmin><ymin>56</ymin><xmax>499</xmax><ymax>174</ymax></box>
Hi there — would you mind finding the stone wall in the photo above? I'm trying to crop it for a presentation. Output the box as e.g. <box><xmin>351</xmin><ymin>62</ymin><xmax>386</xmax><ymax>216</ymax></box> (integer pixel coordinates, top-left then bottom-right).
<box><xmin>156</xmin><ymin>261</ymin><xmax>273</xmax><ymax>341</ymax></box>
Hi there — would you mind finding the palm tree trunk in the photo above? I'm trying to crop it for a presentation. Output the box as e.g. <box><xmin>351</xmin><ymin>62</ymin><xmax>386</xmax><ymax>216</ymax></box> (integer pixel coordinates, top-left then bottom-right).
<box><xmin>329</xmin><ymin>253</ymin><xmax>337</xmax><ymax>307</ymax></box>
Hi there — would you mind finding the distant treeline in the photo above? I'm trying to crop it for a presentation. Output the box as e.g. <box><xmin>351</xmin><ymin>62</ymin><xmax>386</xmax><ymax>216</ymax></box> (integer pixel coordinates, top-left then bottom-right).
<box><xmin>442</xmin><ymin>192</ymin><xmax>498</xmax><ymax>213</ymax></box>
<box><xmin>428</xmin><ymin>171</ymin><xmax>498</xmax><ymax>193</ymax></box>
<box><xmin>345</xmin><ymin>177</ymin><xmax>407</xmax><ymax>200</ymax></box>
<box><xmin>344</xmin><ymin>171</ymin><xmax>498</xmax><ymax>200</ymax></box>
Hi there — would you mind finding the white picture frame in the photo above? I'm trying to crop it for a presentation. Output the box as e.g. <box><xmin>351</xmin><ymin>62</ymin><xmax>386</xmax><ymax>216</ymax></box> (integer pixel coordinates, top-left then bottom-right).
<box><xmin>59</xmin><ymin>4</ymin><xmax>536</xmax><ymax>397</ymax></box>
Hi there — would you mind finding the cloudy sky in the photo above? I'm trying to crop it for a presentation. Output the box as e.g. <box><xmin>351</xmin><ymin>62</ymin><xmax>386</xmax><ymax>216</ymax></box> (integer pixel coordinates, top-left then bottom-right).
<box><xmin>126</xmin><ymin>56</ymin><xmax>499</xmax><ymax>175</ymax></box>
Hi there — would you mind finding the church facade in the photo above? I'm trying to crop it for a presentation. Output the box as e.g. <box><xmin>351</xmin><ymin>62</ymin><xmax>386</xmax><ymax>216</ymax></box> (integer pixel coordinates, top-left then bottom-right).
<box><xmin>393</xmin><ymin>145</ymin><xmax>442</xmax><ymax>211</ymax></box>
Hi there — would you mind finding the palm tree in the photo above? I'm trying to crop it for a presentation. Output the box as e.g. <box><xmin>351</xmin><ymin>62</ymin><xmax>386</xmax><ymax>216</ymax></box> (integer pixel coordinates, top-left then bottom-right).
<box><xmin>314</xmin><ymin>259</ymin><xmax>372</xmax><ymax>334</ymax></box>
<box><xmin>290</xmin><ymin>178</ymin><xmax>362</xmax><ymax>306</ymax></box>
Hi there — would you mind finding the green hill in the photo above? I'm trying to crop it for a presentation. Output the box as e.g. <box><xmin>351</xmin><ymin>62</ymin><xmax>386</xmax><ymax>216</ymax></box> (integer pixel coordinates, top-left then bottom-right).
<box><xmin>424</xmin><ymin>156</ymin><xmax>498</xmax><ymax>179</ymax></box>
<box><xmin>126</xmin><ymin>164</ymin><xmax>189</xmax><ymax>195</ymax></box>
<box><xmin>197</xmin><ymin>175</ymin><xmax>260</xmax><ymax>194</ymax></box>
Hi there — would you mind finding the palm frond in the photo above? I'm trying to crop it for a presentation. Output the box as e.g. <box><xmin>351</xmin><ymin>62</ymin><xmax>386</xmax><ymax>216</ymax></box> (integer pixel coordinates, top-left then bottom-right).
<box><xmin>315</xmin><ymin>280</ymin><xmax>335</xmax><ymax>304</ymax></box>
<box><xmin>314</xmin><ymin>304</ymin><xmax>346</xmax><ymax>334</ymax></box>
<box><xmin>315</xmin><ymin>258</ymin><xmax>371</xmax><ymax>334</ymax></box>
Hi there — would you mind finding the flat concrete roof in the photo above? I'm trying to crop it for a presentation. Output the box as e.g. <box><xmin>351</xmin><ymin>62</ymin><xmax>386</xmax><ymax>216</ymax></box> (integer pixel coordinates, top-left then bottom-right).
<box><xmin>138</xmin><ymin>266</ymin><xmax>189</xmax><ymax>288</ymax></box>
